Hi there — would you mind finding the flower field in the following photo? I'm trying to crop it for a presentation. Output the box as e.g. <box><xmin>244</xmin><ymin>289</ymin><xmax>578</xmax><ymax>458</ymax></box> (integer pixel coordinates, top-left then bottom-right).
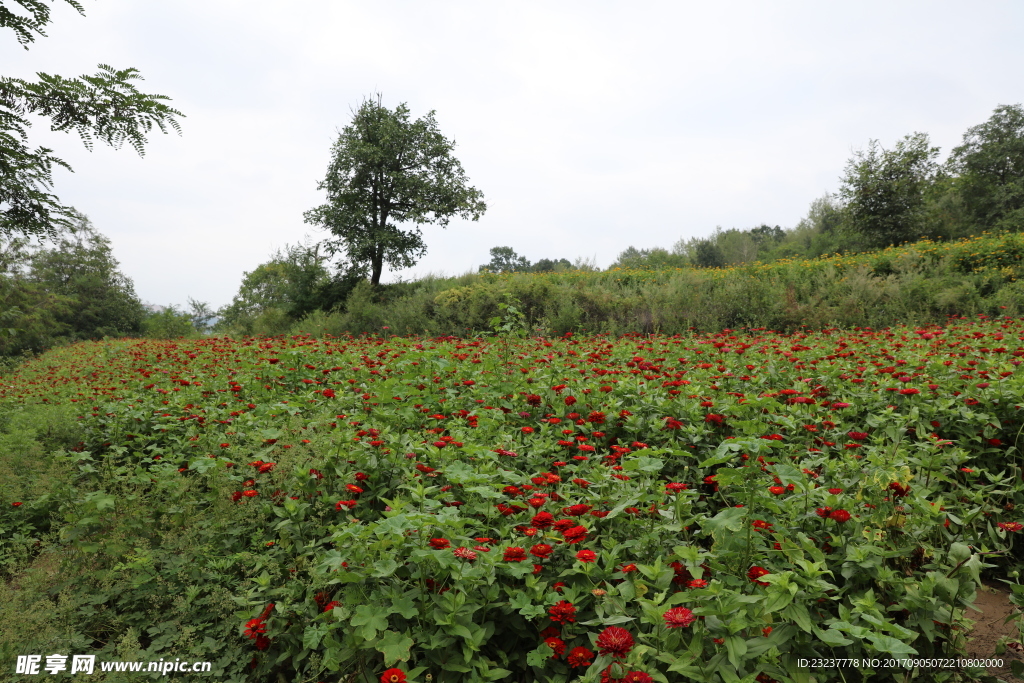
<box><xmin>4</xmin><ymin>318</ymin><xmax>1024</xmax><ymax>682</ymax></box>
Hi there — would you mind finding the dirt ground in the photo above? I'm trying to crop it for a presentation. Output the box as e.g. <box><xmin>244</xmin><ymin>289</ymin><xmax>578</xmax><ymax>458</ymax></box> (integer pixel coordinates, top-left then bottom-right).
<box><xmin>966</xmin><ymin>582</ymin><xmax>1024</xmax><ymax>681</ymax></box>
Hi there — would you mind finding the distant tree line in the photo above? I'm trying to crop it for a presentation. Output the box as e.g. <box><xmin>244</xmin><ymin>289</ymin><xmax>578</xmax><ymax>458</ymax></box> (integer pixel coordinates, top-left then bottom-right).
<box><xmin>611</xmin><ymin>103</ymin><xmax>1024</xmax><ymax>270</ymax></box>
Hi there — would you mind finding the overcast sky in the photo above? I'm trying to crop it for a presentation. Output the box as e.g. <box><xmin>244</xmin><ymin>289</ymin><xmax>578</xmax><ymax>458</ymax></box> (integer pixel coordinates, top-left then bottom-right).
<box><xmin>4</xmin><ymin>0</ymin><xmax>1023</xmax><ymax>310</ymax></box>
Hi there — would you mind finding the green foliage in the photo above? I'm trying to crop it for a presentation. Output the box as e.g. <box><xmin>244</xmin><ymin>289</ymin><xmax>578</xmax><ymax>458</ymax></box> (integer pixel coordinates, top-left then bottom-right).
<box><xmin>837</xmin><ymin>133</ymin><xmax>941</xmax><ymax>249</ymax></box>
<box><xmin>948</xmin><ymin>103</ymin><xmax>1024</xmax><ymax>232</ymax></box>
<box><xmin>479</xmin><ymin>246</ymin><xmax>530</xmax><ymax>273</ymax></box>
<box><xmin>0</xmin><ymin>3</ymin><xmax>183</xmax><ymax>240</ymax></box>
<box><xmin>0</xmin><ymin>211</ymin><xmax>144</xmax><ymax>355</ymax></box>
<box><xmin>141</xmin><ymin>306</ymin><xmax>199</xmax><ymax>339</ymax></box>
<box><xmin>303</xmin><ymin>94</ymin><xmax>486</xmax><ymax>286</ymax></box>
<box><xmin>3</xmin><ymin>325</ymin><xmax>1024</xmax><ymax>682</ymax></box>
<box><xmin>218</xmin><ymin>242</ymin><xmax>360</xmax><ymax>336</ymax></box>
<box><xmin>1</xmin><ymin>1</ymin><xmax>85</xmax><ymax>48</ymax></box>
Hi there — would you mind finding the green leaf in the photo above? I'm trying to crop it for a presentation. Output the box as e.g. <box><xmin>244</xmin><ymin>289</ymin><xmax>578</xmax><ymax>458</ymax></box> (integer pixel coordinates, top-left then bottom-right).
<box><xmin>526</xmin><ymin>644</ymin><xmax>552</xmax><ymax>667</ymax></box>
<box><xmin>867</xmin><ymin>633</ymin><xmax>918</xmax><ymax>657</ymax></box>
<box><xmin>351</xmin><ymin>604</ymin><xmax>388</xmax><ymax>639</ymax></box>
<box><xmin>814</xmin><ymin>626</ymin><xmax>853</xmax><ymax>646</ymax></box>
<box><xmin>375</xmin><ymin>630</ymin><xmax>414</xmax><ymax>666</ymax></box>
<box><xmin>302</xmin><ymin>624</ymin><xmax>327</xmax><ymax>650</ymax></box>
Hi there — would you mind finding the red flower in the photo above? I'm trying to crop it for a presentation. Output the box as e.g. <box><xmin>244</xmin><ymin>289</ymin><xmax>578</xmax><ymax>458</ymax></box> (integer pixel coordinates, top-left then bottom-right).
<box><xmin>567</xmin><ymin>646</ymin><xmax>595</xmax><ymax>668</ymax></box>
<box><xmin>11</xmin><ymin>501</ymin><xmax>23</xmax><ymax>507</ymax></box>
<box><xmin>687</xmin><ymin>579</ymin><xmax>708</xmax><ymax>589</ymax></box>
<box><xmin>768</xmin><ymin>486</ymin><xmax>785</xmax><ymax>495</ymax></box>
<box><xmin>663</xmin><ymin>606</ymin><xmax>696</xmax><ymax>628</ymax></box>
<box><xmin>453</xmin><ymin>546</ymin><xmax>477</xmax><ymax>561</ymax></box>
<box><xmin>747</xmin><ymin>566</ymin><xmax>771</xmax><ymax>586</ymax></box>
<box><xmin>346</xmin><ymin>484</ymin><xmax>364</xmax><ymax>494</ymax></box>
<box><xmin>549</xmin><ymin>600</ymin><xmax>577</xmax><ymax>624</ymax></box>
<box><xmin>595</xmin><ymin>626</ymin><xmax>634</xmax><ymax>658</ymax></box>
<box><xmin>576</xmin><ymin>549</ymin><xmax>597</xmax><ymax>563</ymax></box>
<box><xmin>888</xmin><ymin>482</ymin><xmax>911</xmax><ymax>498</ymax></box>
<box><xmin>322</xmin><ymin>600</ymin><xmax>342</xmax><ymax>612</ymax></box>
<box><xmin>545</xmin><ymin>636</ymin><xmax>566</xmax><ymax>657</ymax></box>
<box><xmin>530</xmin><ymin>543</ymin><xmax>554</xmax><ymax>559</ymax></box>
<box><xmin>562</xmin><ymin>525</ymin><xmax>588</xmax><ymax>544</ymax></box>
<box><xmin>322</xmin><ymin>388</ymin><xmax>336</xmax><ymax>398</ymax></box>
<box><xmin>525</xmin><ymin>394</ymin><xmax>542</xmax><ymax>406</ymax></box>
<box><xmin>665</xmin><ymin>482</ymin><xmax>687</xmax><ymax>493</ymax></box>
<box><xmin>244</xmin><ymin>618</ymin><xmax>266</xmax><ymax>639</ymax></box>
<box><xmin>998</xmin><ymin>522</ymin><xmax>1023</xmax><ymax>532</ymax></box>
<box><xmin>829</xmin><ymin>509</ymin><xmax>851</xmax><ymax>523</ymax></box>
<box><xmin>532</xmin><ymin>511</ymin><xmax>555</xmax><ymax>529</ymax></box>
<box><xmin>504</xmin><ymin>546</ymin><xmax>527</xmax><ymax>562</ymax></box>
<box><xmin>380</xmin><ymin>668</ymin><xmax>407</xmax><ymax>683</ymax></box>
<box><xmin>564</xmin><ymin>504</ymin><xmax>593</xmax><ymax>516</ymax></box>
<box><xmin>815</xmin><ymin>506</ymin><xmax>832</xmax><ymax>518</ymax></box>
<box><xmin>622</xmin><ymin>673</ymin><xmax>654</xmax><ymax>683</ymax></box>
<box><xmin>429</xmin><ymin>538</ymin><xmax>450</xmax><ymax>550</ymax></box>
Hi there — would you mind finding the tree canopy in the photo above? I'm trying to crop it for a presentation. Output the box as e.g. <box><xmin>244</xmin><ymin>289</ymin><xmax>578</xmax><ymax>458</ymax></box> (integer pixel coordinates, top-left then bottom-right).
<box><xmin>0</xmin><ymin>210</ymin><xmax>144</xmax><ymax>354</ymax></box>
<box><xmin>837</xmin><ymin>133</ymin><xmax>939</xmax><ymax>248</ymax></box>
<box><xmin>479</xmin><ymin>246</ymin><xmax>530</xmax><ymax>273</ymax></box>
<box><xmin>948</xmin><ymin>103</ymin><xmax>1024</xmax><ymax>231</ymax></box>
<box><xmin>303</xmin><ymin>95</ymin><xmax>486</xmax><ymax>286</ymax></box>
<box><xmin>1</xmin><ymin>0</ymin><xmax>184</xmax><ymax>239</ymax></box>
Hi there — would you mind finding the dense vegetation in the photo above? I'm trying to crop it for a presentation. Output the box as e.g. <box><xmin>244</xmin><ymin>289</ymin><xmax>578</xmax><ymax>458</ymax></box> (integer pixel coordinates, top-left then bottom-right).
<box><xmin>2</xmin><ymin>319</ymin><xmax>1024</xmax><ymax>682</ymax></box>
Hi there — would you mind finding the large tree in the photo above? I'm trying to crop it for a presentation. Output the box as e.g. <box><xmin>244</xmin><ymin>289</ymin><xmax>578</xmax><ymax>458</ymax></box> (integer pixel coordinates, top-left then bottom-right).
<box><xmin>479</xmin><ymin>246</ymin><xmax>530</xmax><ymax>273</ymax></box>
<box><xmin>1</xmin><ymin>0</ymin><xmax>184</xmax><ymax>239</ymax></box>
<box><xmin>837</xmin><ymin>133</ymin><xmax>940</xmax><ymax>248</ymax></box>
<box><xmin>304</xmin><ymin>95</ymin><xmax>486</xmax><ymax>286</ymax></box>
<box><xmin>947</xmin><ymin>103</ymin><xmax>1024</xmax><ymax>231</ymax></box>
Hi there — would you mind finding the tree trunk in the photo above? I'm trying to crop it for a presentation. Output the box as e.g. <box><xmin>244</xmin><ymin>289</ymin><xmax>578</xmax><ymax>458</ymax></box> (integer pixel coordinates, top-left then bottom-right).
<box><xmin>370</xmin><ymin>248</ymin><xmax>383</xmax><ymax>286</ymax></box>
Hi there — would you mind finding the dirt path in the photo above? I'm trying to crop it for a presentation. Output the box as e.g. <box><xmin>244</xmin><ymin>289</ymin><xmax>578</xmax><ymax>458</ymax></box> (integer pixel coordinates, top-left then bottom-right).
<box><xmin>966</xmin><ymin>582</ymin><xmax>1024</xmax><ymax>681</ymax></box>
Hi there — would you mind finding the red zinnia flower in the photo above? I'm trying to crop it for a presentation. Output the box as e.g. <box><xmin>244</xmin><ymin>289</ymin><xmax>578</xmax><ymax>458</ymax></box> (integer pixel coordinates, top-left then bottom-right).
<box><xmin>562</xmin><ymin>525</ymin><xmax>588</xmax><ymax>544</ymax></box>
<box><xmin>548</xmin><ymin>599</ymin><xmax>577</xmax><ymax>624</ymax></box>
<box><xmin>565</xmin><ymin>504</ymin><xmax>593</xmax><ymax>516</ymax></box>
<box><xmin>622</xmin><ymin>673</ymin><xmax>654</xmax><ymax>683</ymax></box>
<box><xmin>504</xmin><ymin>546</ymin><xmax>527</xmax><ymax>562</ymax></box>
<box><xmin>453</xmin><ymin>546</ymin><xmax>477</xmax><ymax>561</ymax></box>
<box><xmin>532</xmin><ymin>511</ymin><xmax>555</xmax><ymax>529</ymax></box>
<box><xmin>567</xmin><ymin>646</ymin><xmax>595</xmax><ymax>668</ymax></box>
<box><xmin>829</xmin><ymin>509</ymin><xmax>851</xmax><ymax>523</ymax></box>
<box><xmin>429</xmin><ymin>538</ymin><xmax>450</xmax><ymax>550</ymax></box>
<box><xmin>576</xmin><ymin>549</ymin><xmax>597</xmax><ymax>563</ymax></box>
<box><xmin>380</xmin><ymin>668</ymin><xmax>407</xmax><ymax>683</ymax></box>
<box><xmin>687</xmin><ymin>579</ymin><xmax>708</xmax><ymax>589</ymax></box>
<box><xmin>346</xmin><ymin>484</ymin><xmax>364</xmax><ymax>494</ymax></box>
<box><xmin>747</xmin><ymin>566</ymin><xmax>771</xmax><ymax>586</ymax></box>
<box><xmin>998</xmin><ymin>522</ymin><xmax>1023</xmax><ymax>532</ymax></box>
<box><xmin>545</xmin><ymin>636</ymin><xmax>566</xmax><ymax>657</ymax></box>
<box><xmin>768</xmin><ymin>486</ymin><xmax>785</xmax><ymax>495</ymax></box>
<box><xmin>530</xmin><ymin>543</ymin><xmax>554</xmax><ymax>559</ymax></box>
<box><xmin>595</xmin><ymin>626</ymin><xmax>634</xmax><ymax>658</ymax></box>
<box><xmin>244</xmin><ymin>618</ymin><xmax>266</xmax><ymax>639</ymax></box>
<box><xmin>665</xmin><ymin>482</ymin><xmax>687</xmax><ymax>493</ymax></box>
<box><xmin>663</xmin><ymin>606</ymin><xmax>696</xmax><ymax>628</ymax></box>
